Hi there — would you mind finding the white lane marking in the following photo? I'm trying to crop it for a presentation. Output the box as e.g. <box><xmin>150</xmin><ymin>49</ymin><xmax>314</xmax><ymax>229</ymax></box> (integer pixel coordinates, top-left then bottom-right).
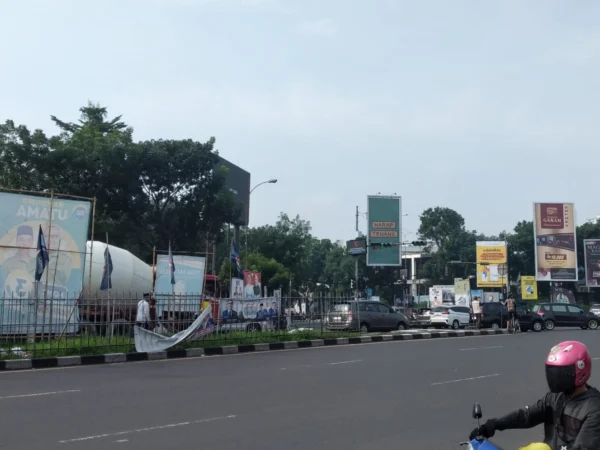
<box><xmin>280</xmin><ymin>364</ymin><xmax>312</xmax><ymax>371</ymax></box>
<box><xmin>115</xmin><ymin>439</ymin><xmax>128</xmax><ymax>443</ymax></box>
<box><xmin>329</xmin><ymin>359</ymin><xmax>362</xmax><ymax>365</ymax></box>
<box><xmin>431</xmin><ymin>374</ymin><xmax>501</xmax><ymax>386</ymax></box>
<box><xmin>460</xmin><ymin>346</ymin><xmax>503</xmax><ymax>351</ymax></box>
<box><xmin>0</xmin><ymin>389</ymin><xmax>80</xmax><ymax>400</ymax></box>
<box><xmin>0</xmin><ymin>334</ymin><xmax>512</xmax><ymax>375</ymax></box>
<box><xmin>59</xmin><ymin>414</ymin><xmax>235</xmax><ymax>443</ymax></box>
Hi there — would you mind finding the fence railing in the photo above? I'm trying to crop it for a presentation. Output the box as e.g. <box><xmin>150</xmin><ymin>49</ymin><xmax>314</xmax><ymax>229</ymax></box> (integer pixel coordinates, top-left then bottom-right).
<box><xmin>0</xmin><ymin>293</ymin><xmax>360</xmax><ymax>358</ymax></box>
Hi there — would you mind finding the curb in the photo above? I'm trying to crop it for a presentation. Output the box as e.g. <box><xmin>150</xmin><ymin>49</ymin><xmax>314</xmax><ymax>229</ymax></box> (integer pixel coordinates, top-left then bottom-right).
<box><xmin>0</xmin><ymin>329</ymin><xmax>508</xmax><ymax>371</ymax></box>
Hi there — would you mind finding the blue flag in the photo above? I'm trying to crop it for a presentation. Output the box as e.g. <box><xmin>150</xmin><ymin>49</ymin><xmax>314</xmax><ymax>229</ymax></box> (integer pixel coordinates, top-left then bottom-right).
<box><xmin>35</xmin><ymin>225</ymin><xmax>49</xmax><ymax>282</ymax></box>
<box><xmin>231</xmin><ymin>241</ymin><xmax>242</xmax><ymax>277</ymax></box>
<box><xmin>168</xmin><ymin>241</ymin><xmax>176</xmax><ymax>285</ymax></box>
<box><xmin>100</xmin><ymin>244</ymin><xmax>113</xmax><ymax>291</ymax></box>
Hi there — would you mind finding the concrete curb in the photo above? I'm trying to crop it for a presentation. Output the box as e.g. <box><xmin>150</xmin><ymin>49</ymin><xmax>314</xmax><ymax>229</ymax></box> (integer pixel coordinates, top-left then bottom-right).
<box><xmin>0</xmin><ymin>329</ymin><xmax>508</xmax><ymax>371</ymax></box>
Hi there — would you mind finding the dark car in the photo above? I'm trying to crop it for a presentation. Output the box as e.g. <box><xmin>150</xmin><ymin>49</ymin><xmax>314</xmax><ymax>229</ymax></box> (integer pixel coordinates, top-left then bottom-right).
<box><xmin>523</xmin><ymin>303</ymin><xmax>599</xmax><ymax>332</ymax></box>
<box><xmin>327</xmin><ymin>301</ymin><xmax>409</xmax><ymax>333</ymax></box>
<box><xmin>478</xmin><ymin>302</ymin><xmax>527</xmax><ymax>329</ymax></box>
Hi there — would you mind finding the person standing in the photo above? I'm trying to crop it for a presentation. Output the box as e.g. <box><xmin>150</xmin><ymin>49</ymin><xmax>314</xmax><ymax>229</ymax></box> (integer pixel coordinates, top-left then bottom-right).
<box><xmin>471</xmin><ymin>295</ymin><xmax>482</xmax><ymax>329</ymax></box>
<box><xmin>506</xmin><ymin>294</ymin><xmax>516</xmax><ymax>329</ymax></box>
<box><xmin>136</xmin><ymin>293</ymin><xmax>152</xmax><ymax>329</ymax></box>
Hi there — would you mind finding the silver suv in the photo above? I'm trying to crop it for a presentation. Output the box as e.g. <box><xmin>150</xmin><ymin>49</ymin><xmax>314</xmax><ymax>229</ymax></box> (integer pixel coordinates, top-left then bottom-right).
<box><xmin>326</xmin><ymin>301</ymin><xmax>409</xmax><ymax>333</ymax></box>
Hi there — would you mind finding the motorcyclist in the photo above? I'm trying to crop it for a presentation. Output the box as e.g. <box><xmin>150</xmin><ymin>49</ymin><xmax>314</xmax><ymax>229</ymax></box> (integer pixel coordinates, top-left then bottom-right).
<box><xmin>470</xmin><ymin>340</ymin><xmax>600</xmax><ymax>449</ymax></box>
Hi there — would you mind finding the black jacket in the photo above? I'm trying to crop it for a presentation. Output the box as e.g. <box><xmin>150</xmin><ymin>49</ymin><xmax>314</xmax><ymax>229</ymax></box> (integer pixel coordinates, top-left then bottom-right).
<box><xmin>492</xmin><ymin>386</ymin><xmax>600</xmax><ymax>449</ymax></box>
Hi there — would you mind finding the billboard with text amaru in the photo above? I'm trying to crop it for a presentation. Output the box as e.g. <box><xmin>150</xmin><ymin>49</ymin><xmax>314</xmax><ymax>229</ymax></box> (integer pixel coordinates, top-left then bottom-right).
<box><xmin>533</xmin><ymin>203</ymin><xmax>577</xmax><ymax>282</ymax></box>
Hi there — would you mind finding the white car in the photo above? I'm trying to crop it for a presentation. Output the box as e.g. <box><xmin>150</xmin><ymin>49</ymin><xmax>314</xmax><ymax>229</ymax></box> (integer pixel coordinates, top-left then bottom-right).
<box><xmin>430</xmin><ymin>305</ymin><xmax>471</xmax><ymax>330</ymax></box>
<box><xmin>590</xmin><ymin>304</ymin><xmax>600</xmax><ymax>317</ymax></box>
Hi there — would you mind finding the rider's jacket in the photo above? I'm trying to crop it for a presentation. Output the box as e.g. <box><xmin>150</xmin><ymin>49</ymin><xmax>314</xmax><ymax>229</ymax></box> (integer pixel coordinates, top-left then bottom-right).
<box><xmin>493</xmin><ymin>386</ymin><xmax>600</xmax><ymax>449</ymax></box>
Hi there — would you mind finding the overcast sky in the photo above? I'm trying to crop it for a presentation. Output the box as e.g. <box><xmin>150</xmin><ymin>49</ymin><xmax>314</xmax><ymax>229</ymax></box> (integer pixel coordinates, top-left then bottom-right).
<box><xmin>2</xmin><ymin>0</ymin><xmax>599</xmax><ymax>242</ymax></box>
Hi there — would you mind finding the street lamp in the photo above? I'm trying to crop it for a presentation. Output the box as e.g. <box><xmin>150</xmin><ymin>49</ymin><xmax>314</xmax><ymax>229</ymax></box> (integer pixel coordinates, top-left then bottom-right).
<box><xmin>246</xmin><ymin>178</ymin><xmax>278</xmax><ymax>257</ymax></box>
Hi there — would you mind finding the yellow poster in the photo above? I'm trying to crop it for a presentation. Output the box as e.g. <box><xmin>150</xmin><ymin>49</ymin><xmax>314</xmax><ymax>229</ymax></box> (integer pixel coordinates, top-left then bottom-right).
<box><xmin>521</xmin><ymin>276</ymin><xmax>538</xmax><ymax>300</ymax></box>
<box><xmin>476</xmin><ymin>241</ymin><xmax>507</xmax><ymax>287</ymax></box>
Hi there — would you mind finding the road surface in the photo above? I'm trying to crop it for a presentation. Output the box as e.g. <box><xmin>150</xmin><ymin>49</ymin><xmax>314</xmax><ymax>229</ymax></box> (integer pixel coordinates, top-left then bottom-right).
<box><xmin>0</xmin><ymin>329</ymin><xmax>598</xmax><ymax>450</ymax></box>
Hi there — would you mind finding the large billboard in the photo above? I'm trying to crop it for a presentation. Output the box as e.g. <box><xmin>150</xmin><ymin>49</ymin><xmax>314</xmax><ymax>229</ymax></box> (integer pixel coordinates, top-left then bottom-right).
<box><xmin>583</xmin><ymin>239</ymin><xmax>600</xmax><ymax>287</ymax></box>
<box><xmin>367</xmin><ymin>195</ymin><xmax>402</xmax><ymax>266</ymax></box>
<box><xmin>476</xmin><ymin>241</ymin><xmax>507</xmax><ymax>288</ymax></box>
<box><xmin>533</xmin><ymin>203</ymin><xmax>577</xmax><ymax>281</ymax></box>
<box><xmin>155</xmin><ymin>254</ymin><xmax>206</xmax><ymax>315</ymax></box>
<box><xmin>0</xmin><ymin>192</ymin><xmax>91</xmax><ymax>334</ymax></box>
<box><xmin>216</xmin><ymin>157</ymin><xmax>251</xmax><ymax>226</ymax></box>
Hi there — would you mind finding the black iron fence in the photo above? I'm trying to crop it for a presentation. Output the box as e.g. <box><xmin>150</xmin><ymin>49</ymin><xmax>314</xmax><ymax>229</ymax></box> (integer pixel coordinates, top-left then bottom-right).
<box><xmin>0</xmin><ymin>293</ymin><xmax>360</xmax><ymax>358</ymax></box>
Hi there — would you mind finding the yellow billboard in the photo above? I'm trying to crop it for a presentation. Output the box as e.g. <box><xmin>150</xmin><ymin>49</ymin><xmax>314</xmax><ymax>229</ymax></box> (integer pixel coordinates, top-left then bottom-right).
<box><xmin>476</xmin><ymin>241</ymin><xmax>507</xmax><ymax>288</ymax></box>
<box><xmin>520</xmin><ymin>276</ymin><xmax>538</xmax><ymax>300</ymax></box>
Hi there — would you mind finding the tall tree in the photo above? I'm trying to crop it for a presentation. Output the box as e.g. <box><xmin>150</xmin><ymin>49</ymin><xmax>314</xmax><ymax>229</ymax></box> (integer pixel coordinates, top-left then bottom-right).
<box><xmin>50</xmin><ymin>102</ymin><xmax>127</xmax><ymax>135</ymax></box>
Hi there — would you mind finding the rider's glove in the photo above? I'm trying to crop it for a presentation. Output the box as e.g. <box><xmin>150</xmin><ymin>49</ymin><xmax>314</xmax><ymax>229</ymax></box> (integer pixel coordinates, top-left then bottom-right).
<box><xmin>469</xmin><ymin>419</ymin><xmax>496</xmax><ymax>440</ymax></box>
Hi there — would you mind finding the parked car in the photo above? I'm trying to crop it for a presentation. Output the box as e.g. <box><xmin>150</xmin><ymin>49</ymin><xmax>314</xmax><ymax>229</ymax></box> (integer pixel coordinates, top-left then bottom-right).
<box><xmin>590</xmin><ymin>304</ymin><xmax>600</xmax><ymax>317</ymax></box>
<box><xmin>430</xmin><ymin>305</ymin><xmax>470</xmax><ymax>329</ymax></box>
<box><xmin>327</xmin><ymin>301</ymin><xmax>409</xmax><ymax>333</ymax></box>
<box><xmin>477</xmin><ymin>302</ymin><xmax>528</xmax><ymax>330</ymax></box>
<box><xmin>411</xmin><ymin>308</ymin><xmax>432</xmax><ymax>328</ymax></box>
<box><xmin>524</xmin><ymin>303</ymin><xmax>599</xmax><ymax>332</ymax></box>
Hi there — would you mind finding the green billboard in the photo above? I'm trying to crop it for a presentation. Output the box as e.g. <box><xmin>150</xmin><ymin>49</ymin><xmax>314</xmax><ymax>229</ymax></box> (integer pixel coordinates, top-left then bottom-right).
<box><xmin>367</xmin><ymin>195</ymin><xmax>402</xmax><ymax>266</ymax></box>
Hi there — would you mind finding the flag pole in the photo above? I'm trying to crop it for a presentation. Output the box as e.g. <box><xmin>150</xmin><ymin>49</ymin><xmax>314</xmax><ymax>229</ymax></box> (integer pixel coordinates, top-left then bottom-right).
<box><xmin>46</xmin><ymin>238</ymin><xmax>62</xmax><ymax>342</ymax></box>
<box><xmin>106</xmin><ymin>233</ymin><xmax>113</xmax><ymax>340</ymax></box>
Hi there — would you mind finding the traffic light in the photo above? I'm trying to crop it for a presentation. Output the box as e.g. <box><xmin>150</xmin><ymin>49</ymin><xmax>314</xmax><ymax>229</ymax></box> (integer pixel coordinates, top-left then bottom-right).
<box><xmin>350</xmin><ymin>279</ymin><xmax>355</xmax><ymax>289</ymax></box>
<box><xmin>370</xmin><ymin>242</ymin><xmax>393</xmax><ymax>249</ymax></box>
<box><xmin>411</xmin><ymin>240</ymin><xmax>427</xmax><ymax>246</ymax></box>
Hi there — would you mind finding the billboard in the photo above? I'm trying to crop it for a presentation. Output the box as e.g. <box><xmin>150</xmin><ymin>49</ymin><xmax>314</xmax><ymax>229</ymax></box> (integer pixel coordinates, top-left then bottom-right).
<box><xmin>520</xmin><ymin>276</ymin><xmax>538</xmax><ymax>300</ymax></box>
<box><xmin>231</xmin><ymin>277</ymin><xmax>244</xmax><ymax>298</ymax></box>
<box><xmin>216</xmin><ymin>157</ymin><xmax>251</xmax><ymax>226</ymax></box>
<box><xmin>219</xmin><ymin>297</ymin><xmax>280</xmax><ymax>325</ymax></box>
<box><xmin>533</xmin><ymin>203</ymin><xmax>577</xmax><ymax>281</ymax></box>
<box><xmin>583</xmin><ymin>239</ymin><xmax>600</xmax><ymax>287</ymax></box>
<box><xmin>155</xmin><ymin>254</ymin><xmax>206</xmax><ymax>315</ymax></box>
<box><xmin>0</xmin><ymin>192</ymin><xmax>91</xmax><ymax>334</ymax></box>
<box><xmin>476</xmin><ymin>241</ymin><xmax>507</xmax><ymax>288</ymax></box>
<box><xmin>454</xmin><ymin>278</ymin><xmax>471</xmax><ymax>306</ymax></box>
<box><xmin>367</xmin><ymin>195</ymin><xmax>402</xmax><ymax>266</ymax></box>
<box><xmin>243</xmin><ymin>271</ymin><xmax>262</xmax><ymax>298</ymax></box>
<box><xmin>346</xmin><ymin>238</ymin><xmax>366</xmax><ymax>255</ymax></box>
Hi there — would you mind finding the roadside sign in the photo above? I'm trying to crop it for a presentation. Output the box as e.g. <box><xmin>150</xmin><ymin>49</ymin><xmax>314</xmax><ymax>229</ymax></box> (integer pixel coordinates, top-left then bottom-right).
<box><xmin>367</xmin><ymin>195</ymin><xmax>402</xmax><ymax>266</ymax></box>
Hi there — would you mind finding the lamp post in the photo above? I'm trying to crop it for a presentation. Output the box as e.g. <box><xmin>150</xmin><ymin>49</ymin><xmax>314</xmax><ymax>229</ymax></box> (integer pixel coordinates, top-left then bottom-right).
<box><xmin>246</xmin><ymin>179</ymin><xmax>278</xmax><ymax>257</ymax></box>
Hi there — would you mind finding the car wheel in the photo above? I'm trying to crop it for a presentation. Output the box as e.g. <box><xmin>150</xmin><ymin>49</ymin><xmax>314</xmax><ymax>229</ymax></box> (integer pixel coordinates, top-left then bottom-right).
<box><xmin>588</xmin><ymin>319</ymin><xmax>598</xmax><ymax>330</ymax></box>
<box><xmin>544</xmin><ymin>320</ymin><xmax>555</xmax><ymax>331</ymax></box>
<box><xmin>452</xmin><ymin>320</ymin><xmax>460</xmax><ymax>330</ymax></box>
<box><xmin>491</xmin><ymin>322</ymin><xmax>500</xmax><ymax>330</ymax></box>
<box><xmin>397</xmin><ymin>322</ymin><xmax>408</xmax><ymax>330</ymax></box>
<box><xmin>360</xmin><ymin>323</ymin><xmax>369</xmax><ymax>334</ymax></box>
<box><xmin>532</xmin><ymin>321</ymin><xmax>543</xmax><ymax>332</ymax></box>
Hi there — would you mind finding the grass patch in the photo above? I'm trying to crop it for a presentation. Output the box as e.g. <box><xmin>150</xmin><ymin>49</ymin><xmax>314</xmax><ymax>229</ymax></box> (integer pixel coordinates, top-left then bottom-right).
<box><xmin>0</xmin><ymin>329</ymin><xmax>358</xmax><ymax>359</ymax></box>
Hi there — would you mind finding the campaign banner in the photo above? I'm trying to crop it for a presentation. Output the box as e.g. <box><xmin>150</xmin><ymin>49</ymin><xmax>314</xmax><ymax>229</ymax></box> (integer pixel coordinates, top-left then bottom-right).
<box><xmin>454</xmin><ymin>278</ymin><xmax>471</xmax><ymax>306</ymax></box>
<box><xmin>219</xmin><ymin>297</ymin><xmax>281</xmax><ymax>332</ymax></box>
<box><xmin>584</xmin><ymin>239</ymin><xmax>600</xmax><ymax>287</ymax></box>
<box><xmin>520</xmin><ymin>276</ymin><xmax>538</xmax><ymax>300</ymax></box>
<box><xmin>134</xmin><ymin>305</ymin><xmax>214</xmax><ymax>352</ymax></box>
<box><xmin>243</xmin><ymin>271</ymin><xmax>262</xmax><ymax>298</ymax></box>
<box><xmin>429</xmin><ymin>286</ymin><xmax>443</xmax><ymax>306</ymax></box>
<box><xmin>533</xmin><ymin>203</ymin><xmax>577</xmax><ymax>281</ymax></box>
<box><xmin>231</xmin><ymin>278</ymin><xmax>244</xmax><ymax>298</ymax></box>
<box><xmin>476</xmin><ymin>241</ymin><xmax>507</xmax><ymax>288</ymax></box>
<box><xmin>155</xmin><ymin>254</ymin><xmax>206</xmax><ymax>315</ymax></box>
<box><xmin>0</xmin><ymin>192</ymin><xmax>91</xmax><ymax>334</ymax></box>
<box><xmin>470</xmin><ymin>289</ymin><xmax>484</xmax><ymax>301</ymax></box>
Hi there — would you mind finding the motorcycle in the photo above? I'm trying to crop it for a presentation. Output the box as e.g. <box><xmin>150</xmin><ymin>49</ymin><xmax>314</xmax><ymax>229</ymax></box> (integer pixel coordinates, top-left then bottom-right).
<box><xmin>461</xmin><ymin>403</ymin><xmax>551</xmax><ymax>450</ymax></box>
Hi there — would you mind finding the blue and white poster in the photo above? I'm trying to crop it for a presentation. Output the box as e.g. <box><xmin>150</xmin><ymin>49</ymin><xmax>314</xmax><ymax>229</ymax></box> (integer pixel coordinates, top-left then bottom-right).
<box><xmin>155</xmin><ymin>254</ymin><xmax>206</xmax><ymax>315</ymax></box>
<box><xmin>0</xmin><ymin>192</ymin><xmax>91</xmax><ymax>334</ymax></box>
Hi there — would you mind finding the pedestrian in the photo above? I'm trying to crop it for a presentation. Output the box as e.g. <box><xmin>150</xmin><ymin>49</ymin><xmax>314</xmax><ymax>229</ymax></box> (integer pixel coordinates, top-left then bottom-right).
<box><xmin>136</xmin><ymin>293</ymin><xmax>152</xmax><ymax>329</ymax></box>
<box><xmin>471</xmin><ymin>295</ymin><xmax>481</xmax><ymax>329</ymax></box>
<box><xmin>506</xmin><ymin>294</ymin><xmax>516</xmax><ymax>329</ymax></box>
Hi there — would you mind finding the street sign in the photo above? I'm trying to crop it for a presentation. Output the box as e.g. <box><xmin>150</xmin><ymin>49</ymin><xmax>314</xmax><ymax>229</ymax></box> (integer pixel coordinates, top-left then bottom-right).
<box><xmin>346</xmin><ymin>239</ymin><xmax>366</xmax><ymax>255</ymax></box>
<box><xmin>498</xmin><ymin>263</ymin><xmax>508</xmax><ymax>277</ymax></box>
<box><xmin>367</xmin><ymin>195</ymin><xmax>402</xmax><ymax>266</ymax></box>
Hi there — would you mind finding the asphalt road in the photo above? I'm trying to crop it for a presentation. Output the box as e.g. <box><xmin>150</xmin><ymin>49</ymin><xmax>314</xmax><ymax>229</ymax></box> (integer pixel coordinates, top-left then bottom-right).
<box><xmin>1</xmin><ymin>329</ymin><xmax>599</xmax><ymax>450</ymax></box>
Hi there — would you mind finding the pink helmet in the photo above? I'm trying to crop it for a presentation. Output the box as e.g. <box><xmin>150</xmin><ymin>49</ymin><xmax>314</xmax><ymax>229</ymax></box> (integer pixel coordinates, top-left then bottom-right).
<box><xmin>545</xmin><ymin>341</ymin><xmax>592</xmax><ymax>394</ymax></box>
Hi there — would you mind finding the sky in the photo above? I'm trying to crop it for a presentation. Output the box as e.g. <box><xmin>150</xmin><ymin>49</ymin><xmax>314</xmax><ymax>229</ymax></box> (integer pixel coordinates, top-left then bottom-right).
<box><xmin>1</xmin><ymin>0</ymin><xmax>599</xmax><ymax>242</ymax></box>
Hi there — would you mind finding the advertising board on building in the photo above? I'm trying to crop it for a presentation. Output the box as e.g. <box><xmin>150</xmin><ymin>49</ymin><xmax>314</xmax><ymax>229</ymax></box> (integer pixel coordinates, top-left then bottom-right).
<box><xmin>476</xmin><ymin>241</ymin><xmax>507</xmax><ymax>288</ymax></box>
<box><xmin>366</xmin><ymin>195</ymin><xmax>402</xmax><ymax>266</ymax></box>
<box><xmin>584</xmin><ymin>239</ymin><xmax>600</xmax><ymax>287</ymax></box>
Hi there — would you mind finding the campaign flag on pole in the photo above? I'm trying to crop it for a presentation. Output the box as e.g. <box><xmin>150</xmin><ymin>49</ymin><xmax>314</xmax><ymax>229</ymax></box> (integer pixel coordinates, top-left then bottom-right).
<box><xmin>231</xmin><ymin>241</ymin><xmax>242</xmax><ymax>277</ymax></box>
<box><xmin>100</xmin><ymin>244</ymin><xmax>113</xmax><ymax>291</ymax></box>
<box><xmin>35</xmin><ymin>225</ymin><xmax>50</xmax><ymax>282</ymax></box>
<box><xmin>168</xmin><ymin>241</ymin><xmax>176</xmax><ymax>285</ymax></box>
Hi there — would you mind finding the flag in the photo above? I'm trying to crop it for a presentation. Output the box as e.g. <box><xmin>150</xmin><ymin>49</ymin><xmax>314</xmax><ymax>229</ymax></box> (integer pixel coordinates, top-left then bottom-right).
<box><xmin>168</xmin><ymin>241</ymin><xmax>176</xmax><ymax>285</ymax></box>
<box><xmin>100</xmin><ymin>244</ymin><xmax>113</xmax><ymax>291</ymax></box>
<box><xmin>231</xmin><ymin>241</ymin><xmax>242</xmax><ymax>277</ymax></box>
<box><xmin>35</xmin><ymin>225</ymin><xmax>49</xmax><ymax>282</ymax></box>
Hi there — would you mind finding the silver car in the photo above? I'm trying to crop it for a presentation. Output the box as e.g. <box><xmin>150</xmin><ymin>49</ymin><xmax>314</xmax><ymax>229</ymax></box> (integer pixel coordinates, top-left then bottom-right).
<box><xmin>327</xmin><ymin>301</ymin><xmax>409</xmax><ymax>333</ymax></box>
<box><xmin>590</xmin><ymin>304</ymin><xmax>600</xmax><ymax>317</ymax></box>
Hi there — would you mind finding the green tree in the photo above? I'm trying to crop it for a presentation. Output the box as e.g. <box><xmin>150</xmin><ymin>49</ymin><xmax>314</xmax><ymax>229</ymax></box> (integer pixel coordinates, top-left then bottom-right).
<box><xmin>218</xmin><ymin>251</ymin><xmax>289</xmax><ymax>294</ymax></box>
<box><xmin>50</xmin><ymin>102</ymin><xmax>127</xmax><ymax>135</ymax></box>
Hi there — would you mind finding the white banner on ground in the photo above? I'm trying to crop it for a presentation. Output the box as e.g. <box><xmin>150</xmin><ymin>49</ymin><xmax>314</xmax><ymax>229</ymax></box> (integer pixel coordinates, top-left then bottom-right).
<box><xmin>134</xmin><ymin>306</ymin><xmax>214</xmax><ymax>353</ymax></box>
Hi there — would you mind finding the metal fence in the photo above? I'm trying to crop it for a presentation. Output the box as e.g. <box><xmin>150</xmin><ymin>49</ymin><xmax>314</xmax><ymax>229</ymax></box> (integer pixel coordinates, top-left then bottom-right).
<box><xmin>0</xmin><ymin>293</ymin><xmax>360</xmax><ymax>358</ymax></box>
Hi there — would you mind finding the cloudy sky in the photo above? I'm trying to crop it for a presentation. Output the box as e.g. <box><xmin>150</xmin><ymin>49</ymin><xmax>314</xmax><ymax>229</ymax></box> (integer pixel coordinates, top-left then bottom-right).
<box><xmin>1</xmin><ymin>0</ymin><xmax>599</xmax><ymax>241</ymax></box>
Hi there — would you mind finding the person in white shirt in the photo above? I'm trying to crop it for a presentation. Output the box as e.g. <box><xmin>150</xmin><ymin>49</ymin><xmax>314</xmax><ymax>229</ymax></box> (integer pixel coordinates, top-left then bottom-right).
<box><xmin>136</xmin><ymin>293</ymin><xmax>152</xmax><ymax>329</ymax></box>
<box><xmin>471</xmin><ymin>296</ymin><xmax>482</xmax><ymax>329</ymax></box>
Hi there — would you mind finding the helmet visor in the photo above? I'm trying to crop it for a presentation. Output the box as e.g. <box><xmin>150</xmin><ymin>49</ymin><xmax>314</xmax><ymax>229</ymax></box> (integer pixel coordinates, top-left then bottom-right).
<box><xmin>546</xmin><ymin>364</ymin><xmax>576</xmax><ymax>394</ymax></box>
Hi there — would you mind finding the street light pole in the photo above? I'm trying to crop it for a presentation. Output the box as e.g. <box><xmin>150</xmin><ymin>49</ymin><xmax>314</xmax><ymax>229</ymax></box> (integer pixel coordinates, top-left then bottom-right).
<box><xmin>245</xmin><ymin>179</ymin><xmax>278</xmax><ymax>258</ymax></box>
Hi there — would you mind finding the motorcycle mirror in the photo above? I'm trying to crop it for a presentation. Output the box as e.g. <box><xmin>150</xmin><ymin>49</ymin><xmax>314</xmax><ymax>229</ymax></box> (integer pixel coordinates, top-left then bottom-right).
<box><xmin>472</xmin><ymin>403</ymin><xmax>483</xmax><ymax>420</ymax></box>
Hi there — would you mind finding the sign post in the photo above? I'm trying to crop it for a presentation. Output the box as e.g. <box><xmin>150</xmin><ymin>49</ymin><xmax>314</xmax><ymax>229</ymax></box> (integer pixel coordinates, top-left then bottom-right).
<box><xmin>366</xmin><ymin>195</ymin><xmax>402</xmax><ymax>266</ymax></box>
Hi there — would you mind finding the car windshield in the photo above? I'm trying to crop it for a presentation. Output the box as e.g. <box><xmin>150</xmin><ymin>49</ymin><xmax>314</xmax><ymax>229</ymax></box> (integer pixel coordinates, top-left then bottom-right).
<box><xmin>331</xmin><ymin>303</ymin><xmax>350</xmax><ymax>312</ymax></box>
<box><xmin>532</xmin><ymin>305</ymin><xmax>540</xmax><ymax>312</ymax></box>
